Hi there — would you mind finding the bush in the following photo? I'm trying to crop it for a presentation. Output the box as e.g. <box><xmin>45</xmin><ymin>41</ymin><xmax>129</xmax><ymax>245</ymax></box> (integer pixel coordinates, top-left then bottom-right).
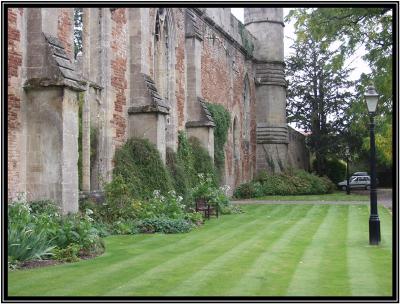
<box><xmin>325</xmin><ymin>158</ymin><xmax>347</xmax><ymax>184</ymax></box>
<box><xmin>110</xmin><ymin>219</ymin><xmax>139</xmax><ymax>235</ymax></box>
<box><xmin>8</xmin><ymin>202</ymin><xmax>55</xmax><ymax>262</ymax></box>
<box><xmin>112</xmin><ymin>137</ymin><xmax>174</xmax><ymax>200</ymax></box>
<box><xmin>53</xmin><ymin>243</ymin><xmax>81</xmax><ymax>263</ymax></box>
<box><xmin>177</xmin><ymin>131</ymin><xmax>197</xmax><ymax>188</ymax></box>
<box><xmin>8</xmin><ymin>224</ymin><xmax>55</xmax><ymax>262</ymax></box>
<box><xmin>53</xmin><ymin>210</ymin><xmax>101</xmax><ymax>251</ymax></box>
<box><xmin>136</xmin><ymin>217</ymin><xmax>192</xmax><ymax>234</ymax></box>
<box><xmin>233</xmin><ymin>170</ymin><xmax>335</xmax><ymax>199</ymax></box>
<box><xmin>8</xmin><ymin>199</ymin><xmax>103</xmax><ymax>264</ymax></box>
<box><xmin>166</xmin><ymin>147</ymin><xmax>191</xmax><ymax>205</ymax></box>
<box><xmin>188</xmin><ymin>137</ymin><xmax>218</xmax><ymax>186</ymax></box>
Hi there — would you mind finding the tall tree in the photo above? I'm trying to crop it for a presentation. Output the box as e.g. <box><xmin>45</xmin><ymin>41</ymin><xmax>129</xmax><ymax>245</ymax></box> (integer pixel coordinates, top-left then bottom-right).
<box><xmin>74</xmin><ymin>8</ymin><xmax>83</xmax><ymax>59</ymax></box>
<box><xmin>286</xmin><ymin>10</ymin><xmax>354</xmax><ymax>175</ymax></box>
<box><xmin>286</xmin><ymin>7</ymin><xmax>393</xmax><ymax>169</ymax></box>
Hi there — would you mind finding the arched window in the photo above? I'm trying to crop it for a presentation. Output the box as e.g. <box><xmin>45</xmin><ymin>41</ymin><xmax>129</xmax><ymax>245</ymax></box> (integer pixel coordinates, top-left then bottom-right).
<box><xmin>153</xmin><ymin>8</ymin><xmax>177</xmax><ymax>150</ymax></box>
<box><xmin>233</xmin><ymin>116</ymin><xmax>240</xmax><ymax>160</ymax></box>
<box><xmin>242</xmin><ymin>75</ymin><xmax>250</xmax><ymax>141</ymax></box>
<box><xmin>154</xmin><ymin>8</ymin><xmax>169</xmax><ymax>100</ymax></box>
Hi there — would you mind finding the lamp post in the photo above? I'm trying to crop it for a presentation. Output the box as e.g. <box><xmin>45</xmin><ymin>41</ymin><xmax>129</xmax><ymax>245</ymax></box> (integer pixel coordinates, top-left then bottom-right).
<box><xmin>365</xmin><ymin>85</ymin><xmax>381</xmax><ymax>245</ymax></box>
<box><xmin>345</xmin><ymin>146</ymin><xmax>350</xmax><ymax>195</ymax></box>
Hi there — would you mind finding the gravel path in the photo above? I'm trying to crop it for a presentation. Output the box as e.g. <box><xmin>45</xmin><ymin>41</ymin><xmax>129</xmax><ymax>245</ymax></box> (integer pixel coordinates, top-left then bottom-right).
<box><xmin>233</xmin><ymin>188</ymin><xmax>393</xmax><ymax>210</ymax></box>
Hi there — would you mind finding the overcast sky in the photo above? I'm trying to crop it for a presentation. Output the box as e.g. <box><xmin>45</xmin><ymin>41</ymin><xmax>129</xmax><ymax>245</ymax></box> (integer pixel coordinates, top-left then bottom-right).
<box><xmin>231</xmin><ymin>8</ymin><xmax>371</xmax><ymax>81</ymax></box>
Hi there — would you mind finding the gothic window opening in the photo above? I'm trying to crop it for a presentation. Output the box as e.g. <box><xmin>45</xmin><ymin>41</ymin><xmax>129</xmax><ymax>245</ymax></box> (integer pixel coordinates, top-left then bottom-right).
<box><xmin>243</xmin><ymin>76</ymin><xmax>250</xmax><ymax>141</ymax></box>
<box><xmin>154</xmin><ymin>8</ymin><xmax>170</xmax><ymax>101</ymax></box>
<box><xmin>233</xmin><ymin>116</ymin><xmax>240</xmax><ymax>161</ymax></box>
<box><xmin>73</xmin><ymin>8</ymin><xmax>83</xmax><ymax>59</ymax></box>
<box><xmin>154</xmin><ymin>8</ymin><xmax>177</xmax><ymax>150</ymax></box>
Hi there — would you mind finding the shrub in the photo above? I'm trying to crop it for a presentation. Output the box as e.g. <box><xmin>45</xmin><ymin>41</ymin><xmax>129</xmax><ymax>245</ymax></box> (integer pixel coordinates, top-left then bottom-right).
<box><xmin>112</xmin><ymin>137</ymin><xmax>174</xmax><ymax>199</ymax></box>
<box><xmin>8</xmin><ymin>224</ymin><xmax>55</xmax><ymax>262</ymax></box>
<box><xmin>53</xmin><ymin>210</ymin><xmax>101</xmax><ymax>251</ymax></box>
<box><xmin>8</xmin><ymin>202</ymin><xmax>55</xmax><ymax>262</ymax></box>
<box><xmin>110</xmin><ymin>219</ymin><xmax>139</xmax><ymax>235</ymax></box>
<box><xmin>136</xmin><ymin>217</ymin><xmax>192</xmax><ymax>234</ymax></box>
<box><xmin>29</xmin><ymin>200</ymin><xmax>60</xmax><ymax>215</ymax></box>
<box><xmin>234</xmin><ymin>180</ymin><xmax>265</xmax><ymax>198</ymax></box>
<box><xmin>166</xmin><ymin>147</ymin><xmax>191</xmax><ymax>205</ymax></box>
<box><xmin>188</xmin><ymin>137</ymin><xmax>218</xmax><ymax>185</ymax></box>
<box><xmin>325</xmin><ymin>158</ymin><xmax>347</xmax><ymax>184</ymax></box>
<box><xmin>177</xmin><ymin>131</ymin><xmax>197</xmax><ymax>188</ymax></box>
<box><xmin>234</xmin><ymin>170</ymin><xmax>335</xmax><ymax>199</ymax></box>
<box><xmin>53</xmin><ymin>243</ymin><xmax>81</xmax><ymax>263</ymax></box>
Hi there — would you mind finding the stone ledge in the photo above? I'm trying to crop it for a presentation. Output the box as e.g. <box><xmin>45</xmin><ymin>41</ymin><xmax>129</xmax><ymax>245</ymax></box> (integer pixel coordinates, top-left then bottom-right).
<box><xmin>186</xmin><ymin>120</ymin><xmax>215</xmax><ymax>128</ymax></box>
<box><xmin>128</xmin><ymin>104</ymin><xmax>169</xmax><ymax>115</ymax></box>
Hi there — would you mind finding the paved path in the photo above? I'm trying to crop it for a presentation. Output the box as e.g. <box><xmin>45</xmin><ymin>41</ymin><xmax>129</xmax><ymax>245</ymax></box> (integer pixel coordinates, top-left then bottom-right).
<box><xmin>233</xmin><ymin>188</ymin><xmax>394</xmax><ymax>210</ymax></box>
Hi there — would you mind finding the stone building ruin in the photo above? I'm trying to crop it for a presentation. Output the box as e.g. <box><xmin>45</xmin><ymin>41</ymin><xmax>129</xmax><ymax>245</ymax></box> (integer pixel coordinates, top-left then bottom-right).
<box><xmin>7</xmin><ymin>7</ymin><xmax>309</xmax><ymax>213</ymax></box>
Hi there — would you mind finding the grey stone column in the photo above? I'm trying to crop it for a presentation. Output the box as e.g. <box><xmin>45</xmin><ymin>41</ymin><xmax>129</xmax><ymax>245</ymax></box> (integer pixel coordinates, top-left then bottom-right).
<box><xmin>245</xmin><ymin>8</ymin><xmax>288</xmax><ymax>174</ymax></box>
<box><xmin>23</xmin><ymin>9</ymin><xmax>85</xmax><ymax>213</ymax></box>
<box><xmin>185</xmin><ymin>9</ymin><xmax>215</xmax><ymax>158</ymax></box>
<box><xmin>82</xmin><ymin>85</ymin><xmax>91</xmax><ymax>192</ymax></box>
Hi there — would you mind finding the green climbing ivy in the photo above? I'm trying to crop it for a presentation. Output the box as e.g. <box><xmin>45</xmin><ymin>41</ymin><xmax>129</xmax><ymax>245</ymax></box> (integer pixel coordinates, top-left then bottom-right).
<box><xmin>205</xmin><ymin>103</ymin><xmax>231</xmax><ymax>182</ymax></box>
<box><xmin>238</xmin><ymin>22</ymin><xmax>254</xmax><ymax>58</ymax></box>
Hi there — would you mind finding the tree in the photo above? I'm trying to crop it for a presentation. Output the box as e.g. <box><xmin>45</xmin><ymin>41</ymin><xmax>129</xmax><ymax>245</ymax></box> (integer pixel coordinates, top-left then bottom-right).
<box><xmin>286</xmin><ymin>10</ymin><xmax>354</xmax><ymax>175</ymax></box>
<box><xmin>286</xmin><ymin>7</ymin><xmax>393</xmax><ymax>172</ymax></box>
<box><xmin>286</xmin><ymin>7</ymin><xmax>393</xmax><ymax>112</ymax></box>
<box><xmin>74</xmin><ymin>8</ymin><xmax>83</xmax><ymax>59</ymax></box>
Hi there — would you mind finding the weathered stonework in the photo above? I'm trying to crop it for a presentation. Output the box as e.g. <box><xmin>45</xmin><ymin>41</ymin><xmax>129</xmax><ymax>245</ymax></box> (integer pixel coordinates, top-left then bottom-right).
<box><xmin>8</xmin><ymin>8</ymin><xmax>23</xmax><ymax>201</ymax></box>
<box><xmin>7</xmin><ymin>7</ymin><xmax>309</xmax><ymax>210</ymax></box>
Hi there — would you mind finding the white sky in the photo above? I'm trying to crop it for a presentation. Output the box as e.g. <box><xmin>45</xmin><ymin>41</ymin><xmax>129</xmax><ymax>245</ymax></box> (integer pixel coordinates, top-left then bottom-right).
<box><xmin>231</xmin><ymin>8</ymin><xmax>371</xmax><ymax>81</ymax></box>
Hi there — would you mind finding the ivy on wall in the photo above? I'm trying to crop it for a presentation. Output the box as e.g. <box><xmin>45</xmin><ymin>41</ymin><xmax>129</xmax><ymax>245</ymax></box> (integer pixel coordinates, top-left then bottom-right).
<box><xmin>205</xmin><ymin>103</ymin><xmax>231</xmax><ymax>182</ymax></box>
<box><xmin>238</xmin><ymin>22</ymin><xmax>254</xmax><ymax>59</ymax></box>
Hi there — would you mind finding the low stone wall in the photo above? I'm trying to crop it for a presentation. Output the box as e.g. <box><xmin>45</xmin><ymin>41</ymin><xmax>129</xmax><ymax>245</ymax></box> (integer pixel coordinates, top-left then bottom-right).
<box><xmin>288</xmin><ymin>126</ymin><xmax>310</xmax><ymax>171</ymax></box>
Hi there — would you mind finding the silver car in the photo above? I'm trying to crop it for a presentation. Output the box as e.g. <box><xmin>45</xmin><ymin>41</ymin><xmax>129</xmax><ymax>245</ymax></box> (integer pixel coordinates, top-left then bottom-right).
<box><xmin>338</xmin><ymin>175</ymin><xmax>371</xmax><ymax>191</ymax></box>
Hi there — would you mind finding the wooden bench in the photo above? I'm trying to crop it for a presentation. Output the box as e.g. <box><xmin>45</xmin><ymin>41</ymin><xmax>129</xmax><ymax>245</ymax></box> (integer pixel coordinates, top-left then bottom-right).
<box><xmin>195</xmin><ymin>198</ymin><xmax>219</xmax><ymax>220</ymax></box>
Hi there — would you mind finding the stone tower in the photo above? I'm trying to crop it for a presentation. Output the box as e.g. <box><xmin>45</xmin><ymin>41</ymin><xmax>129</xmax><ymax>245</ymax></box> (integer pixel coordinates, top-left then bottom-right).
<box><xmin>244</xmin><ymin>8</ymin><xmax>288</xmax><ymax>174</ymax></box>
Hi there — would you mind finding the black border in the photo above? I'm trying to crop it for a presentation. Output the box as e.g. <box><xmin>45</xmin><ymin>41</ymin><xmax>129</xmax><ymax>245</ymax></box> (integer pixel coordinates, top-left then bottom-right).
<box><xmin>2</xmin><ymin>1</ymin><xmax>399</xmax><ymax>303</ymax></box>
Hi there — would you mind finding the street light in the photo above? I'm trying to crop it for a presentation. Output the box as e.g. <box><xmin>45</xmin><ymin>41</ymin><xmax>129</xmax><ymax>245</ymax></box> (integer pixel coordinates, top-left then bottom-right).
<box><xmin>364</xmin><ymin>85</ymin><xmax>381</xmax><ymax>245</ymax></box>
<box><xmin>345</xmin><ymin>146</ymin><xmax>350</xmax><ymax>195</ymax></box>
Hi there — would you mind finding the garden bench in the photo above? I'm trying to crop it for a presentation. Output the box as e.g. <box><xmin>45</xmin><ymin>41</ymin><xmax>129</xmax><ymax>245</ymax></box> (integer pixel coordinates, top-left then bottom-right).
<box><xmin>195</xmin><ymin>198</ymin><xmax>218</xmax><ymax>220</ymax></box>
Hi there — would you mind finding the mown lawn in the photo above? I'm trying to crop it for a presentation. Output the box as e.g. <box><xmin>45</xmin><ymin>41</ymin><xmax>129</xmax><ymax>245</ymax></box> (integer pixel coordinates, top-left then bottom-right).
<box><xmin>238</xmin><ymin>191</ymin><xmax>369</xmax><ymax>201</ymax></box>
<box><xmin>8</xmin><ymin>204</ymin><xmax>392</xmax><ymax>297</ymax></box>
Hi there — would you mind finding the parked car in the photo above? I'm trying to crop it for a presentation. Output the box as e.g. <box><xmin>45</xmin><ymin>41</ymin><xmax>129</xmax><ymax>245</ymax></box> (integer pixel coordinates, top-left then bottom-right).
<box><xmin>338</xmin><ymin>175</ymin><xmax>371</xmax><ymax>191</ymax></box>
<box><xmin>351</xmin><ymin>171</ymin><xmax>369</xmax><ymax>177</ymax></box>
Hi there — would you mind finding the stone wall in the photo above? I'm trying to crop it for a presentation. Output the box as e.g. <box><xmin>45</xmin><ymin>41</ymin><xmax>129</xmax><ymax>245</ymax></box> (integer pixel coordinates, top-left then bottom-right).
<box><xmin>7</xmin><ymin>7</ymin><xmax>310</xmax><ymax>209</ymax></box>
<box><xmin>288</xmin><ymin>127</ymin><xmax>310</xmax><ymax>171</ymax></box>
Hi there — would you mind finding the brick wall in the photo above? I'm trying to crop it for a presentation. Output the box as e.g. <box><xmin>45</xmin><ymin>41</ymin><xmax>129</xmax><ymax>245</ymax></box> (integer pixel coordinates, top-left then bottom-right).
<box><xmin>201</xmin><ymin>30</ymin><xmax>256</xmax><ymax>186</ymax></box>
<box><xmin>8</xmin><ymin>8</ymin><xmax>23</xmax><ymax>201</ymax></box>
<box><xmin>110</xmin><ymin>8</ymin><xmax>128</xmax><ymax>149</ymax></box>
<box><xmin>57</xmin><ymin>8</ymin><xmax>73</xmax><ymax>59</ymax></box>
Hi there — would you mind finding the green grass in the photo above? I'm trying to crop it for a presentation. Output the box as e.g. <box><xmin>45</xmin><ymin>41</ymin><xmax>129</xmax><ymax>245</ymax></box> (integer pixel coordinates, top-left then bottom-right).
<box><xmin>245</xmin><ymin>191</ymin><xmax>369</xmax><ymax>201</ymax></box>
<box><xmin>8</xmin><ymin>204</ymin><xmax>392</xmax><ymax>297</ymax></box>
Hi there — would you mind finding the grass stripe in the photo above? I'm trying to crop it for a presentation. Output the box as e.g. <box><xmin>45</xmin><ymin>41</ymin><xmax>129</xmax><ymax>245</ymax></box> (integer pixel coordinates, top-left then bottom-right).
<box><xmin>347</xmin><ymin>205</ymin><xmax>392</xmax><ymax>296</ymax></box>
<box><xmin>161</xmin><ymin>205</ymin><xmax>313</xmax><ymax>296</ymax></box>
<box><xmin>24</xmin><ymin>205</ymin><xmax>290</xmax><ymax>295</ymax></box>
<box><xmin>8</xmin><ymin>204</ymin><xmax>392</xmax><ymax>297</ymax></box>
<box><xmin>101</xmin><ymin>205</ymin><xmax>307</xmax><ymax>295</ymax></box>
<box><xmin>287</xmin><ymin>205</ymin><xmax>350</xmax><ymax>296</ymax></box>
<box><xmin>225</xmin><ymin>204</ymin><xmax>329</xmax><ymax>296</ymax></box>
<box><xmin>8</xmin><ymin>205</ymin><xmax>269</xmax><ymax>294</ymax></box>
